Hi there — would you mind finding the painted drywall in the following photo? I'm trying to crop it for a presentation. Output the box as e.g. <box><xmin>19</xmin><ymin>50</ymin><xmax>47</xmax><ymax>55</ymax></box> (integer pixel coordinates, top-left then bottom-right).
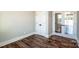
<box><xmin>48</xmin><ymin>11</ymin><xmax>52</xmax><ymax>35</ymax></box>
<box><xmin>77</xmin><ymin>11</ymin><xmax>79</xmax><ymax>40</ymax></box>
<box><xmin>0</xmin><ymin>11</ymin><xmax>35</xmax><ymax>42</ymax></box>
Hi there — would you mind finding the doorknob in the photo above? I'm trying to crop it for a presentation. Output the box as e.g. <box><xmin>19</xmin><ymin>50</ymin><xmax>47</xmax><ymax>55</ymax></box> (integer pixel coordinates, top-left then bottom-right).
<box><xmin>39</xmin><ymin>24</ymin><xmax>42</xmax><ymax>26</ymax></box>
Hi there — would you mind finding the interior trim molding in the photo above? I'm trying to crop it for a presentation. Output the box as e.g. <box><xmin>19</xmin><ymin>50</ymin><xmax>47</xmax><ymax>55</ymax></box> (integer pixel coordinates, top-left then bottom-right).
<box><xmin>52</xmin><ymin>32</ymin><xmax>77</xmax><ymax>39</ymax></box>
<box><xmin>0</xmin><ymin>32</ymin><xmax>35</xmax><ymax>47</ymax></box>
<box><xmin>34</xmin><ymin>32</ymin><xmax>50</xmax><ymax>38</ymax></box>
<box><xmin>76</xmin><ymin>38</ymin><xmax>79</xmax><ymax>47</ymax></box>
<box><xmin>77</xmin><ymin>40</ymin><xmax>79</xmax><ymax>47</ymax></box>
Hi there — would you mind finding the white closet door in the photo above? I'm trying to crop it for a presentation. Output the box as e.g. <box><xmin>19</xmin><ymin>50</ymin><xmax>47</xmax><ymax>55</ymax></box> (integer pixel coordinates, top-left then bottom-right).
<box><xmin>35</xmin><ymin>12</ymin><xmax>47</xmax><ymax>36</ymax></box>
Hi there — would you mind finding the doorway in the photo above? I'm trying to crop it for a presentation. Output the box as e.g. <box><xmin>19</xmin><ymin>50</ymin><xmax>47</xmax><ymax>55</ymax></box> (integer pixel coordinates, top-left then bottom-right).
<box><xmin>53</xmin><ymin>11</ymin><xmax>77</xmax><ymax>39</ymax></box>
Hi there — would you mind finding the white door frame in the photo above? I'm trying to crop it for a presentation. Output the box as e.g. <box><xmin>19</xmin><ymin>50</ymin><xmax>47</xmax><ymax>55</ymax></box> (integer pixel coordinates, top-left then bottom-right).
<box><xmin>52</xmin><ymin>11</ymin><xmax>77</xmax><ymax>39</ymax></box>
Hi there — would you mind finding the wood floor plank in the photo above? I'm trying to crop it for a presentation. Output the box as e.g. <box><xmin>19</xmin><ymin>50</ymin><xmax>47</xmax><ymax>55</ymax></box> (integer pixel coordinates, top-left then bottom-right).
<box><xmin>0</xmin><ymin>34</ymin><xmax>78</xmax><ymax>48</ymax></box>
<box><xmin>15</xmin><ymin>40</ymin><xmax>30</xmax><ymax>48</ymax></box>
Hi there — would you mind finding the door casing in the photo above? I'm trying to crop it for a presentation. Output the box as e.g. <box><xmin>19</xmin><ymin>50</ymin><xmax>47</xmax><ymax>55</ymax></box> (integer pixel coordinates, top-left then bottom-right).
<box><xmin>52</xmin><ymin>11</ymin><xmax>77</xmax><ymax>39</ymax></box>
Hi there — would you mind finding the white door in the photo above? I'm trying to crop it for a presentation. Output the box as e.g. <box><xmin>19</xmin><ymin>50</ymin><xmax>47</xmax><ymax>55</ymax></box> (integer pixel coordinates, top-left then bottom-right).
<box><xmin>53</xmin><ymin>11</ymin><xmax>76</xmax><ymax>39</ymax></box>
<box><xmin>36</xmin><ymin>12</ymin><xmax>47</xmax><ymax>36</ymax></box>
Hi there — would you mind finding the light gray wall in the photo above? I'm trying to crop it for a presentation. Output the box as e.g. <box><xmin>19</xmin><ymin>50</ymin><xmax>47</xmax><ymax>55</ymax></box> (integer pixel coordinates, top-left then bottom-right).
<box><xmin>48</xmin><ymin>11</ymin><xmax>52</xmax><ymax>35</ymax></box>
<box><xmin>77</xmin><ymin>11</ymin><xmax>79</xmax><ymax>40</ymax></box>
<box><xmin>0</xmin><ymin>11</ymin><xmax>35</xmax><ymax>42</ymax></box>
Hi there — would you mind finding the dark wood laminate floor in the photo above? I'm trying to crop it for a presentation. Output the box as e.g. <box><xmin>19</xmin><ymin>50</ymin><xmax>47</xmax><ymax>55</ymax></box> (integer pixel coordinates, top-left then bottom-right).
<box><xmin>1</xmin><ymin>34</ymin><xmax>78</xmax><ymax>48</ymax></box>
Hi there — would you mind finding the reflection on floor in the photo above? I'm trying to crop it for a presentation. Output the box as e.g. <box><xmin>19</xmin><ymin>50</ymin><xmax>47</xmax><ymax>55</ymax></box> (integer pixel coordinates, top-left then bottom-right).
<box><xmin>1</xmin><ymin>34</ymin><xmax>78</xmax><ymax>48</ymax></box>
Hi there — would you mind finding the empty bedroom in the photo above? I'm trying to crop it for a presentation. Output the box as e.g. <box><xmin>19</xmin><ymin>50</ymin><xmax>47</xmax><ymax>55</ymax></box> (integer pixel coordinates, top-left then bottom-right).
<box><xmin>0</xmin><ymin>11</ymin><xmax>79</xmax><ymax>48</ymax></box>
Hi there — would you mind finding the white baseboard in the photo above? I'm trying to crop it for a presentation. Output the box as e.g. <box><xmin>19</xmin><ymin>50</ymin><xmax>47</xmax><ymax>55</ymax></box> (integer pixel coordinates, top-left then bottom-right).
<box><xmin>76</xmin><ymin>38</ymin><xmax>79</xmax><ymax>47</ymax></box>
<box><xmin>34</xmin><ymin>32</ymin><xmax>50</xmax><ymax>38</ymax></box>
<box><xmin>44</xmin><ymin>34</ymin><xmax>52</xmax><ymax>38</ymax></box>
<box><xmin>0</xmin><ymin>32</ymin><xmax>35</xmax><ymax>47</ymax></box>
<box><xmin>77</xmin><ymin>41</ymin><xmax>79</xmax><ymax>47</ymax></box>
<box><xmin>48</xmin><ymin>33</ymin><xmax>53</xmax><ymax>38</ymax></box>
<box><xmin>52</xmin><ymin>33</ymin><xmax>77</xmax><ymax>39</ymax></box>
